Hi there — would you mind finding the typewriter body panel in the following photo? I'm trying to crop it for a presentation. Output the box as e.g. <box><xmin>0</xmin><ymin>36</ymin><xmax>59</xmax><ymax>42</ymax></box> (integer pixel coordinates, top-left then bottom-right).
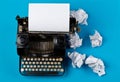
<box><xmin>16</xmin><ymin>16</ymin><xmax>66</xmax><ymax>75</ymax></box>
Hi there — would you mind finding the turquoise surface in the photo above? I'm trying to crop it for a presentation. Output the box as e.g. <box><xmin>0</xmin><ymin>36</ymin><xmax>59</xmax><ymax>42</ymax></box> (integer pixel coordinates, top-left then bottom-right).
<box><xmin>0</xmin><ymin>0</ymin><xmax>120</xmax><ymax>82</ymax></box>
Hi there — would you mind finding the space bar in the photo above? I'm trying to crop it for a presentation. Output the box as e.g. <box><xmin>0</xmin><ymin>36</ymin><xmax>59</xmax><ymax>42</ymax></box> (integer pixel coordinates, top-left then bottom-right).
<box><xmin>26</xmin><ymin>71</ymin><xmax>59</xmax><ymax>75</ymax></box>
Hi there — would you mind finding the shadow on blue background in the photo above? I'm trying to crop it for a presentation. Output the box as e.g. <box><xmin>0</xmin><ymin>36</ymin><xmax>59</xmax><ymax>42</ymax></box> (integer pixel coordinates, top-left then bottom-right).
<box><xmin>0</xmin><ymin>0</ymin><xmax>120</xmax><ymax>82</ymax></box>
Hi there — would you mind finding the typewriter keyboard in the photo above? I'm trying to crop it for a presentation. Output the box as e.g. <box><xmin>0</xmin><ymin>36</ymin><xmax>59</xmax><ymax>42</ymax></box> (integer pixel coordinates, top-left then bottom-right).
<box><xmin>20</xmin><ymin>57</ymin><xmax>64</xmax><ymax>75</ymax></box>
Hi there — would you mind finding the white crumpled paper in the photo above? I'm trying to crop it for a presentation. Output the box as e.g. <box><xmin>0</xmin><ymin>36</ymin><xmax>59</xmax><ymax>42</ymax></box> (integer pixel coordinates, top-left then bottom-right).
<box><xmin>69</xmin><ymin>32</ymin><xmax>83</xmax><ymax>49</ymax></box>
<box><xmin>89</xmin><ymin>30</ymin><xmax>103</xmax><ymax>47</ymax></box>
<box><xmin>68</xmin><ymin>51</ymin><xmax>86</xmax><ymax>68</ymax></box>
<box><xmin>70</xmin><ymin>9</ymin><xmax>88</xmax><ymax>25</ymax></box>
<box><xmin>85</xmin><ymin>55</ymin><xmax>105</xmax><ymax>76</ymax></box>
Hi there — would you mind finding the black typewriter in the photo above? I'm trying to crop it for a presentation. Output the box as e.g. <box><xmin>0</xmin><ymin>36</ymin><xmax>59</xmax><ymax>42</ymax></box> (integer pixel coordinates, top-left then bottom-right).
<box><xmin>16</xmin><ymin>14</ymin><xmax>79</xmax><ymax>76</ymax></box>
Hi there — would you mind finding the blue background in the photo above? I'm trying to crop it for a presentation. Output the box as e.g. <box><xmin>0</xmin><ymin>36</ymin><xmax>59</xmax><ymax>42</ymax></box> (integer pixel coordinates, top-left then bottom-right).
<box><xmin>0</xmin><ymin>0</ymin><xmax>120</xmax><ymax>82</ymax></box>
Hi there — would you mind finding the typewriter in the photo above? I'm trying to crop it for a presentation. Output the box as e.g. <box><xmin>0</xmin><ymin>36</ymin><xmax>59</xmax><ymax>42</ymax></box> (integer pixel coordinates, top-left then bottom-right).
<box><xmin>16</xmin><ymin>3</ymin><xmax>79</xmax><ymax>76</ymax></box>
<box><xmin>16</xmin><ymin>15</ymin><xmax>79</xmax><ymax>76</ymax></box>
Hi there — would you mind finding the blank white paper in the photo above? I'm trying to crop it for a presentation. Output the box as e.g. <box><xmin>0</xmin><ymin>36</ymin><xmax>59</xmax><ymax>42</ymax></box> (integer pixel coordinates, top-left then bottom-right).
<box><xmin>28</xmin><ymin>3</ymin><xmax>70</xmax><ymax>32</ymax></box>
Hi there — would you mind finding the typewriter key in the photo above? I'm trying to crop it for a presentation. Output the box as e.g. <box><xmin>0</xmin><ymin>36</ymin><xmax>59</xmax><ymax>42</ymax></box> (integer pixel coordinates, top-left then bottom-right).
<box><xmin>31</xmin><ymin>58</ymin><xmax>33</xmax><ymax>61</ymax></box>
<box><xmin>23</xmin><ymin>65</ymin><xmax>26</xmax><ymax>68</ymax></box>
<box><xmin>41</xmin><ymin>65</ymin><xmax>44</xmax><ymax>68</ymax></box>
<box><xmin>47</xmin><ymin>68</ymin><xmax>50</xmax><ymax>71</ymax></box>
<box><xmin>45</xmin><ymin>58</ymin><xmax>48</xmax><ymax>61</ymax></box>
<box><xmin>32</xmin><ymin>62</ymin><xmax>35</xmax><ymax>64</ymax></box>
<box><xmin>43</xmin><ymin>62</ymin><xmax>46</xmax><ymax>64</ymax></box>
<box><xmin>38</xmin><ymin>58</ymin><xmax>40</xmax><ymax>61</ymax></box>
<box><xmin>43</xmin><ymin>69</ymin><xmax>46</xmax><ymax>71</ymax></box>
<box><xmin>60</xmin><ymin>69</ymin><xmax>64</xmax><ymax>72</ymax></box>
<box><xmin>59</xmin><ymin>58</ymin><xmax>63</xmax><ymax>61</ymax></box>
<box><xmin>21</xmin><ymin>68</ymin><xmax>24</xmax><ymax>72</ymax></box>
<box><xmin>23</xmin><ymin>58</ymin><xmax>26</xmax><ymax>61</ymax></box>
<box><xmin>54</xmin><ymin>69</ymin><xmax>57</xmax><ymax>71</ymax></box>
<box><xmin>32</xmin><ymin>68</ymin><xmax>35</xmax><ymax>71</ymax></box>
<box><xmin>39</xmin><ymin>62</ymin><xmax>42</xmax><ymax>64</ymax></box>
<box><xmin>35</xmin><ymin>69</ymin><xmax>38</xmax><ymax>71</ymax></box>
<box><xmin>28</xmin><ymin>68</ymin><xmax>31</xmax><ymax>71</ymax></box>
<box><xmin>21</xmin><ymin>61</ymin><xmax>24</xmax><ymax>64</ymax></box>
<box><xmin>36</xmin><ymin>62</ymin><xmax>39</xmax><ymax>64</ymax></box>
<box><xmin>44</xmin><ymin>65</ymin><xmax>47</xmax><ymax>68</ymax></box>
<box><xmin>39</xmin><ymin>69</ymin><xmax>42</xmax><ymax>71</ymax></box>
<box><xmin>49</xmin><ymin>58</ymin><xmax>52</xmax><ymax>61</ymax></box>
<box><xmin>25</xmin><ymin>62</ymin><xmax>28</xmax><ymax>64</ymax></box>
<box><xmin>29</xmin><ymin>62</ymin><xmax>32</xmax><ymax>64</ymax></box>
<box><xmin>33</xmin><ymin>65</ymin><xmax>36</xmax><ymax>68</ymax></box>
<box><xmin>25</xmin><ymin>68</ymin><xmax>28</xmax><ymax>71</ymax></box>
<box><xmin>47</xmin><ymin>62</ymin><xmax>50</xmax><ymax>64</ymax></box>
<box><xmin>58</xmin><ymin>65</ymin><xmax>62</xmax><ymax>68</ymax></box>
<box><xmin>27</xmin><ymin>65</ymin><xmax>29</xmax><ymax>68</ymax></box>
<box><xmin>27</xmin><ymin>58</ymin><xmax>30</xmax><ymax>61</ymax></box>
<box><xmin>30</xmin><ymin>65</ymin><xmax>33</xmax><ymax>68</ymax></box>
<box><xmin>37</xmin><ymin>65</ymin><xmax>40</xmax><ymax>68</ymax></box>
<box><xmin>51</xmin><ymin>62</ymin><xmax>53</xmax><ymax>64</ymax></box>
<box><xmin>42</xmin><ymin>58</ymin><xmax>44</xmax><ymax>61</ymax></box>
<box><xmin>53</xmin><ymin>58</ymin><xmax>55</xmax><ymax>61</ymax></box>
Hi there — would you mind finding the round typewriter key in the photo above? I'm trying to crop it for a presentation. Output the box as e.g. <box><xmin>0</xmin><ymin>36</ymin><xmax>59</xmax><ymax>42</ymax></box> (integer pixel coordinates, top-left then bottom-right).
<box><xmin>41</xmin><ymin>65</ymin><xmax>44</xmax><ymax>68</ymax></box>
<box><xmin>54</xmin><ymin>62</ymin><xmax>57</xmax><ymax>64</ymax></box>
<box><xmin>51</xmin><ymin>65</ymin><xmax>54</xmax><ymax>68</ymax></box>
<box><xmin>29</xmin><ymin>62</ymin><xmax>32</xmax><ymax>64</ymax></box>
<box><xmin>21</xmin><ymin>62</ymin><xmax>24</xmax><ymax>64</ymax></box>
<box><xmin>25</xmin><ymin>68</ymin><xmax>28</xmax><ymax>71</ymax></box>
<box><xmin>34</xmin><ymin>58</ymin><xmax>37</xmax><ymax>61</ymax></box>
<box><xmin>54</xmin><ymin>69</ymin><xmax>57</xmax><ymax>71</ymax></box>
<box><xmin>47</xmin><ymin>68</ymin><xmax>49</xmax><ymax>71</ymax></box>
<box><xmin>47</xmin><ymin>62</ymin><xmax>50</xmax><ymax>64</ymax></box>
<box><xmin>43</xmin><ymin>69</ymin><xmax>46</xmax><ymax>71</ymax></box>
<box><xmin>21</xmin><ymin>68</ymin><xmax>24</xmax><ymax>72</ymax></box>
<box><xmin>57</xmin><ymin>69</ymin><xmax>60</xmax><ymax>71</ymax></box>
<box><xmin>23</xmin><ymin>58</ymin><xmax>26</xmax><ymax>61</ymax></box>
<box><xmin>49</xmin><ymin>58</ymin><xmax>52</xmax><ymax>61</ymax></box>
<box><xmin>35</xmin><ymin>69</ymin><xmax>38</xmax><ymax>71</ymax></box>
<box><xmin>25</xmin><ymin>62</ymin><xmax>28</xmax><ymax>64</ymax></box>
<box><xmin>60</xmin><ymin>69</ymin><xmax>64</xmax><ymax>72</ymax></box>
<box><xmin>58</xmin><ymin>65</ymin><xmax>62</xmax><ymax>68</ymax></box>
<box><xmin>23</xmin><ymin>65</ymin><xmax>26</xmax><ymax>68</ymax></box>
<box><xmin>42</xmin><ymin>58</ymin><xmax>44</xmax><ymax>61</ymax></box>
<box><xmin>39</xmin><ymin>69</ymin><xmax>42</xmax><ymax>71</ymax></box>
<box><xmin>48</xmin><ymin>65</ymin><xmax>51</xmax><ymax>68</ymax></box>
<box><xmin>45</xmin><ymin>58</ymin><xmax>48</xmax><ymax>61</ymax></box>
<box><xmin>32</xmin><ymin>62</ymin><xmax>35</xmax><ymax>64</ymax></box>
<box><xmin>36</xmin><ymin>62</ymin><xmax>39</xmax><ymax>64</ymax></box>
<box><xmin>59</xmin><ymin>58</ymin><xmax>63</xmax><ymax>61</ymax></box>
<box><xmin>53</xmin><ymin>58</ymin><xmax>55</xmax><ymax>61</ymax></box>
<box><xmin>57</xmin><ymin>62</ymin><xmax>61</xmax><ymax>64</ymax></box>
<box><xmin>27</xmin><ymin>65</ymin><xmax>29</xmax><ymax>68</ymax></box>
<box><xmin>30</xmin><ymin>65</ymin><xmax>33</xmax><ymax>68</ymax></box>
<box><xmin>43</xmin><ymin>62</ymin><xmax>46</xmax><ymax>64</ymax></box>
<box><xmin>37</xmin><ymin>65</ymin><xmax>40</xmax><ymax>68</ymax></box>
<box><xmin>33</xmin><ymin>65</ymin><xmax>36</xmax><ymax>68</ymax></box>
<box><xmin>31</xmin><ymin>58</ymin><xmax>33</xmax><ymax>61</ymax></box>
<box><xmin>50</xmin><ymin>69</ymin><xmax>53</xmax><ymax>71</ymax></box>
<box><xmin>55</xmin><ymin>65</ymin><xmax>58</xmax><ymax>68</ymax></box>
<box><xmin>28</xmin><ymin>68</ymin><xmax>31</xmax><ymax>71</ymax></box>
<box><xmin>44</xmin><ymin>65</ymin><xmax>47</xmax><ymax>68</ymax></box>
<box><xmin>27</xmin><ymin>58</ymin><xmax>30</xmax><ymax>61</ymax></box>
<box><xmin>38</xmin><ymin>58</ymin><xmax>40</xmax><ymax>61</ymax></box>
<box><xmin>32</xmin><ymin>68</ymin><xmax>35</xmax><ymax>71</ymax></box>
<box><xmin>51</xmin><ymin>62</ymin><xmax>53</xmax><ymax>64</ymax></box>
<box><xmin>56</xmin><ymin>58</ymin><xmax>59</xmax><ymax>61</ymax></box>
<box><xmin>39</xmin><ymin>62</ymin><xmax>42</xmax><ymax>64</ymax></box>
